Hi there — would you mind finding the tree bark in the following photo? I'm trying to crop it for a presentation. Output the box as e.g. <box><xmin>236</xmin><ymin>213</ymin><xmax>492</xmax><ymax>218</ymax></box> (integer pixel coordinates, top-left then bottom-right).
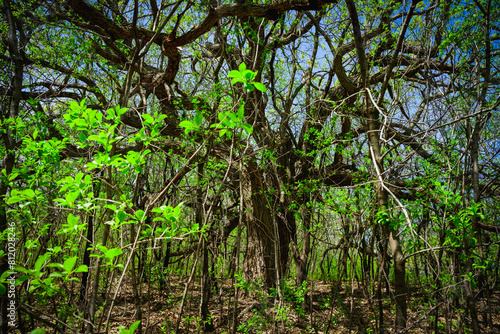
<box><xmin>294</xmin><ymin>206</ymin><xmax>310</xmax><ymax>289</ymax></box>
<box><xmin>198</xmin><ymin>163</ymin><xmax>215</xmax><ymax>332</ymax></box>
<box><xmin>79</xmin><ymin>214</ymin><xmax>94</xmax><ymax>305</ymax></box>
<box><xmin>241</xmin><ymin>161</ymin><xmax>277</xmax><ymax>289</ymax></box>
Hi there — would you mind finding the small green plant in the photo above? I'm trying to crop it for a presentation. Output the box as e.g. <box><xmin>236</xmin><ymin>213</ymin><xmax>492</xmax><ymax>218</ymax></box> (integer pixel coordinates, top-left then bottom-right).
<box><xmin>238</xmin><ymin>311</ymin><xmax>269</xmax><ymax>333</ymax></box>
<box><xmin>117</xmin><ymin>320</ymin><xmax>141</xmax><ymax>334</ymax></box>
<box><xmin>280</xmin><ymin>280</ymin><xmax>307</xmax><ymax>316</ymax></box>
<box><xmin>275</xmin><ymin>304</ymin><xmax>293</xmax><ymax>327</ymax></box>
<box><xmin>161</xmin><ymin>319</ymin><xmax>173</xmax><ymax>333</ymax></box>
<box><xmin>320</xmin><ymin>296</ymin><xmax>331</xmax><ymax>310</ymax></box>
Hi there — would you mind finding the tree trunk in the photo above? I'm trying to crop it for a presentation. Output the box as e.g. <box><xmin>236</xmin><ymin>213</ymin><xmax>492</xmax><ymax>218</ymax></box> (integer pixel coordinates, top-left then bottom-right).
<box><xmin>198</xmin><ymin>163</ymin><xmax>215</xmax><ymax>332</ymax></box>
<box><xmin>160</xmin><ymin>241</ymin><xmax>171</xmax><ymax>290</ymax></box>
<box><xmin>79</xmin><ymin>214</ymin><xmax>94</xmax><ymax>305</ymax></box>
<box><xmin>366</xmin><ymin>94</ymin><xmax>407</xmax><ymax>331</ymax></box>
<box><xmin>241</xmin><ymin>161</ymin><xmax>277</xmax><ymax>289</ymax></box>
<box><xmin>130</xmin><ymin>224</ymin><xmax>143</xmax><ymax>334</ymax></box>
<box><xmin>294</xmin><ymin>204</ymin><xmax>310</xmax><ymax>289</ymax></box>
<box><xmin>86</xmin><ymin>169</ymin><xmax>113</xmax><ymax>334</ymax></box>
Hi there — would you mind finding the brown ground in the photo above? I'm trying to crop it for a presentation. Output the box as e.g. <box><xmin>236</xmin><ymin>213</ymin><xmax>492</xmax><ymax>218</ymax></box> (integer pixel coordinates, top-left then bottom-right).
<box><xmin>97</xmin><ymin>277</ymin><xmax>500</xmax><ymax>334</ymax></box>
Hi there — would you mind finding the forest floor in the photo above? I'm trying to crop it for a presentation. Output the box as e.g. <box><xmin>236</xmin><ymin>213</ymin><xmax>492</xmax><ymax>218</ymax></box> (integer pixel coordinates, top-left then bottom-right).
<box><xmin>97</xmin><ymin>276</ymin><xmax>500</xmax><ymax>334</ymax></box>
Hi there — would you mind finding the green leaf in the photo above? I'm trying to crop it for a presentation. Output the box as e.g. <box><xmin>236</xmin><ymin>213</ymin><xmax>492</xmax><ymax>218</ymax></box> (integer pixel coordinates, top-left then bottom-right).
<box><xmin>106</xmin><ymin>108</ymin><xmax>116</xmax><ymax>120</ymax></box>
<box><xmin>228</xmin><ymin>70</ymin><xmax>242</xmax><ymax>78</ymax></box>
<box><xmin>179</xmin><ymin>120</ymin><xmax>197</xmax><ymax>134</ymax></box>
<box><xmin>243</xmin><ymin>70</ymin><xmax>255</xmax><ymax>80</ymax></box>
<box><xmin>173</xmin><ymin>203</ymin><xmax>183</xmax><ymax>217</ymax></box>
<box><xmin>237</xmin><ymin>104</ymin><xmax>244</xmax><ymax>119</ymax></box>
<box><xmin>69</xmin><ymin>100</ymin><xmax>80</xmax><ymax>113</ymax></box>
<box><xmin>74</xmin><ymin>119</ymin><xmax>88</xmax><ymax>128</ymax></box>
<box><xmin>244</xmin><ymin>83</ymin><xmax>254</xmax><ymax>91</ymax></box>
<box><xmin>142</xmin><ymin>114</ymin><xmax>154</xmax><ymax>125</ymax></box>
<box><xmin>27</xmin><ymin>97</ymin><xmax>39</xmax><ymax>107</ymax></box>
<box><xmin>6</xmin><ymin>196</ymin><xmax>25</xmax><ymax>204</ymax></box>
<box><xmin>194</xmin><ymin>112</ymin><xmax>203</xmax><ymax>126</ymax></box>
<box><xmin>129</xmin><ymin>320</ymin><xmax>141</xmax><ymax>333</ymax></box>
<box><xmin>231</xmin><ymin>78</ymin><xmax>245</xmax><ymax>85</ymax></box>
<box><xmin>117</xmin><ymin>210</ymin><xmax>127</xmax><ymax>222</ymax></box>
<box><xmin>47</xmin><ymin>263</ymin><xmax>65</xmax><ymax>270</ymax></box>
<box><xmin>15</xmin><ymin>275</ymin><xmax>30</xmax><ymax>285</ymax></box>
<box><xmin>75</xmin><ymin>172</ymin><xmax>84</xmax><ymax>184</ymax></box>
<box><xmin>95</xmin><ymin>111</ymin><xmax>103</xmax><ymax>123</ymax></box>
<box><xmin>63</xmin><ymin>256</ymin><xmax>77</xmax><ymax>272</ymax></box>
<box><xmin>105</xmin><ymin>248</ymin><xmax>123</xmax><ymax>260</ymax></box>
<box><xmin>8</xmin><ymin>172</ymin><xmax>19</xmax><ymax>182</ymax></box>
<box><xmin>30</xmin><ymin>329</ymin><xmax>46</xmax><ymax>334</ymax></box>
<box><xmin>35</xmin><ymin>254</ymin><xmax>50</xmax><ymax>271</ymax></box>
<box><xmin>25</xmin><ymin>189</ymin><xmax>36</xmax><ymax>198</ymax></box>
<box><xmin>66</xmin><ymin>213</ymin><xmax>80</xmax><ymax>229</ymax></box>
<box><xmin>252</xmin><ymin>82</ymin><xmax>266</xmax><ymax>92</ymax></box>
<box><xmin>241</xmin><ymin>123</ymin><xmax>253</xmax><ymax>134</ymax></box>
<box><xmin>238</xmin><ymin>62</ymin><xmax>247</xmax><ymax>72</ymax></box>
<box><xmin>105</xmin><ymin>204</ymin><xmax>117</xmax><ymax>212</ymax></box>
<box><xmin>65</xmin><ymin>191</ymin><xmax>79</xmax><ymax>205</ymax></box>
<box><xmin>135</xmin><ymin>210</ymin><xmax>145</xmax><ymax>221</ymax></box>
<box><xmin>15</xmin><ymin>266</ymin><xmax>30</xmax><ymax>274</ymax></box>
<box><xmin>0</xmin><ymin>270</ymin><xmax>13</xmax><ymax>282</ymax></box>
<box><xmin>218</xmin><ymin>112</ymin><xmax>226</xmax><ymax>122</ymax></box>
<box><xmin>87</xmin><ymin>134</ymin><xmax>101</xmax><ymax>142</ymax></box>
<box><xmin>46</xmin><ymin>287</ymin><xmax>58</xmax><ymax>297</ymax></box>
<box><xmin>7</xmin><ymin>189</ymin><xmax>35</xmax><ymax>204</ymax></box>
<box><xmin>49</xmin><ymin>271</ymin><xmax>64</xmax><ymax>278</ymax></box>
<box><xmin>74</xmin><ymin>265</ymin><xmax>88</xmax><ymax>273</ymax></box>
<box><xmin>116</xmin><ymin>106</ymin><xmax>128</xmax><ymax>117</ymax></box>
<box><xmin>228</xmin><ymin>112</ymin><xmax>238</xmax><ymax>121</ymax></box>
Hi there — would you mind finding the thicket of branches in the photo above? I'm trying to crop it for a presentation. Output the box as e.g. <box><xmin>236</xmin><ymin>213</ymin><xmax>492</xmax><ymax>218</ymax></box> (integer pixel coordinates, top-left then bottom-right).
<box><xmin>1</xmin><ymin>0</ymin><xmax>499</xmax><ymax>332</ymax></box>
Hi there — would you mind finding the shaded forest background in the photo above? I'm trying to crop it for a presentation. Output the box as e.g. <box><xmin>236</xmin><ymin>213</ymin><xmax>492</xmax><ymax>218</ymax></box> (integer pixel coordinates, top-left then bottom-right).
<box><xmin>1</xmin><ymin>0</ymin><xmax>500</xmax><ymax>332</ymax></box>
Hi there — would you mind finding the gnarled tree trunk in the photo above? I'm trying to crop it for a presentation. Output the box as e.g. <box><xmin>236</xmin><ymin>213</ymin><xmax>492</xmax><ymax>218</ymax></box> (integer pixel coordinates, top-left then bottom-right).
<box><xmin>241</xmin><ymin>161</ymin><xmax>277</xmax><ymax>289</ymax></box>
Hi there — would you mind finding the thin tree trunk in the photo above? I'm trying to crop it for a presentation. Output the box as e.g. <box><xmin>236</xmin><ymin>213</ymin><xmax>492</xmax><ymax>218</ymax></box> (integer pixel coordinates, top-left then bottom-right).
<box><xmin>79</xmin><ymin>214</ymin><xmax>94</xmax><ymax>305</ymax></box>
<box><xmin>160</xmin><ymin>241</ymin><xmax>171</xmax><ymax>290</ymax></box>
<box><xmin>198</xmin><ymin>163</ymin><xmax>214</xmax><ymax>332</ymax></box>
<box><xmin>86</xmin><ymin>166</ymin><xmax>114</xmax><ymax>334</ymax></box>
<box><xmin>231</xmin><ymin>158</ymin><xmax>244</xmax><ymax>334</ymax></box>
<box><xmin>295</xmin><ymin>204</ymin><xmax>311</xmax><ymax>289</ymax></box>
<box><xmin>86</xmin><ymin>224</ymin><xmax>110</xmax><ymax>334</ymax></box>
<box><xmin>130</xmin><ymin>224</ymin><xmax>143</xmax><ymax>334</ymax></box>
<box><xmin>175</xmin><ymin>236</ymin><xmax>202</xmax><ymax>333</ymax></box>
